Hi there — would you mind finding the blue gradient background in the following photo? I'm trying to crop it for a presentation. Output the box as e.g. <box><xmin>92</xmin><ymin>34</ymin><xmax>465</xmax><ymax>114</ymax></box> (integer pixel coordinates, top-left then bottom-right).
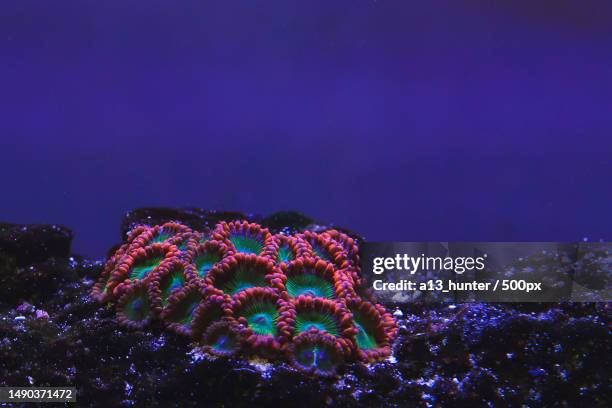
<box><xmin>1</xmin><ymin>1</ymin><xmax>611</xmax><ymax>257</ymax></box>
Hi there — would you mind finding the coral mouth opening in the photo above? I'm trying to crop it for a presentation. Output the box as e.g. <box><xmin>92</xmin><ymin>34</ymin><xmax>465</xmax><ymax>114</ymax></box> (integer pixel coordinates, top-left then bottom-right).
<box><xmin>201</xmin><ymin>321</ymin><xmax>241</xmax><ymax>357</ymax></box>
<box><xmin>116</xmin><ymin>283</ymin><xmax>154</xmax><ymax>329</ymax></box>
<box><xmin>210</xmin><ymin>331</ymin><xmax>236</xmax><ymax>353</ymax></box>
<box><xmin>239</xmin><ymin>301</ymin><xmax>279</xmax><ymax>336</ymax></box>
<box><xmin>290</xmin><ymin>332</ymin><xmax>345</xmax><ymax>376</ymax></box>
<box><xmin>122</xmin><ymin>292</ymin><xmax>150</xmax><ymax>322</ymax></box>
<box><xmin>295</xmin><ymin>343</ymin><xmax>339</xmax><ymax>373</ymax></box>
<box><xmin>286</xmin><ymin>273</ymin><xmax>335</xmax><ymax>299</ymax></box>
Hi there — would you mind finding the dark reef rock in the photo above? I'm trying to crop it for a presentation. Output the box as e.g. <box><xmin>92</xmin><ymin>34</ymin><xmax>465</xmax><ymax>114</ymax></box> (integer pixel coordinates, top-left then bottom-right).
<box><xmin>0</xmin><ymin>209</ymin><xmax>610</xmax><ymax>407</ymax></box>
<box><xmin>0</xmin><ymin>222</ymin><xmax>72</xmax><ymax>266</ymax></box>
<box><xmin>120</xmin><ymin>208</ymin><xmax>252</xmax><ymax>239</ymax></box>
<box><xmin>0</xmin><ymin>222</ymin><xmax>80</xmax><ymax>306</ymax></box>
<box><xmin>121</xmin><ymin>207</ymin><xmax>364</xmax><ymax>243</ymax></box>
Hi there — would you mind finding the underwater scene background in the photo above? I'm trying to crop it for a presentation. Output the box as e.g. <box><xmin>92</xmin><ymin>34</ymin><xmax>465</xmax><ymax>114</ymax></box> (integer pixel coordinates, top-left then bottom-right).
<box><xmin>0</xmin><ymin>2</ymin><xmax>610</xmax><ymax>407</ymax></box>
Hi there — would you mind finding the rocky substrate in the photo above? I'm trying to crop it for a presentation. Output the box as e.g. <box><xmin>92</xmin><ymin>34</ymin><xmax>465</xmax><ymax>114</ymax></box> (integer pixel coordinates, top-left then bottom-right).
<box><xmin>0</xmin><ymin>209</ymin><xmax>610</xmax><ymax>407</ymax></box>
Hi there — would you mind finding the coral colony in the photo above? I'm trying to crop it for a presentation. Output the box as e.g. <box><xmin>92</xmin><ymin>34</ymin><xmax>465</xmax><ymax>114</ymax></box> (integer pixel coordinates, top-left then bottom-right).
<box><xmin>92</xmin><ymin>221</ymin><xmax>397</xmax><ymax>376</ymax></box>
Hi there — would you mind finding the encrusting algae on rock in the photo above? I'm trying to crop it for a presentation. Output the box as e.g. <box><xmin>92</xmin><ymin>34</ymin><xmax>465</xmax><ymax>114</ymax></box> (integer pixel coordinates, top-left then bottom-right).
<box><xmin>91</xmin><ymin>220</ymin><xmax>397</xmax><ymax>376</ymax></box>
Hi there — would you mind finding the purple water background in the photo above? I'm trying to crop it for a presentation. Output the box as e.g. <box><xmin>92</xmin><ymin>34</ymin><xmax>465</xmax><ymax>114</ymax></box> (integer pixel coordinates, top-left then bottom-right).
<box><xmin>1</xmin><ymin>1</ymin><xmax>611</xmax><ymax>257</ymax></box>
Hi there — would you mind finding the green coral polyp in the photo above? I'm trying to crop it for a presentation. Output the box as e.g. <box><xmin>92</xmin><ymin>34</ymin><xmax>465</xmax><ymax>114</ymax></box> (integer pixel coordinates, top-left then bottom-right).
<box><xmin>167</xmin><ymin>293</ymin><xmax>201</xmax><ymax>327</ymax></box>
<box><xmin>229</xmin><ymin>234</ymin><xmax>263</xmax><ymax>255</ymax></box>
<box><xmin>122</xmin><ymin>292</ymin><xmax>151</xmax><ymax>322</ymax></box>
<box><xmin>277</xmin><ymin>244</ymin><xmax>295</xmax><ymax>263</ymax></box>
<box><xmin>240</xmin><ymin>302</ymin><xmax>279</xmax><ymax>336</ymax></box>
<box><xmin>296</xmin><ymin>311</ymin><xmax>340</xmax><ymax>337</ymax></box>
<box><xmin>311</xmin><ymin>244</ymin><xmax>333</xmax><ymax>262</ymax></box>
<box><xmin>220</xmin><ymin>267</ymin><xmax>267</xmax><ymax>295</ymax></box>
<box><xmin>160</xmin><ymin>271</ymin><xmax>186</xmax><ymax>306</ymax></box>
<box><xmin>195</xmin><ymin>252</ymin><xmax>222</xmax><ymax>278</ymax></box>
<box><xmin>210</xmin><ymin>331</ymin><xmax>237</xmax><ymax>352</ymax></box>
<box><xmin>147</xmin><ymin>223</ymin><xmax>192</xmax><ymax>246</ymax></box>
<box><xmin>286</xmin><ymin>273</ymin><xmax>335</xmax><ymax>299</ymax></box>
<box><xmin>295</xmin><ymin>343</ymin><xmax>338</xmax><ymax>373</ymax></box>
<box><xmin>200</xmin><ymin>321</ymin><xmax>242</xmax><ymax>356</ymax></box>
<box><xmin>130</xmin><ymin>256</ymin><xmax>163</xmax><ymax>280</ymax></box>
